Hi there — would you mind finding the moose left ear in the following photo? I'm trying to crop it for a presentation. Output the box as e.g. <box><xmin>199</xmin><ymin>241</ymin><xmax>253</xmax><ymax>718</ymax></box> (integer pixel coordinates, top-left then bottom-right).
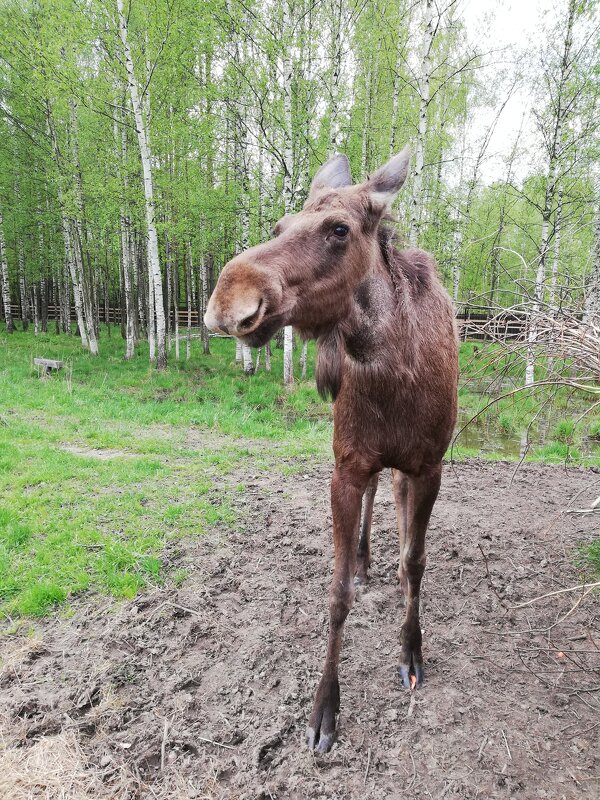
<box><xmin>366</xmin><ymin>145</ymin><xmax>410</xmax><ymax>212</ymax></box>
<box><xmin>307</xmin><ymin>153</ymin><xmax>352</xmax><ymax>202</ymax></box>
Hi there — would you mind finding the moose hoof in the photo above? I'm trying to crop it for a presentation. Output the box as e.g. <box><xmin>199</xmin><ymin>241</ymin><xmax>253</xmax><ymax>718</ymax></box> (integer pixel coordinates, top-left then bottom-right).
<box><xmin>306</xmin><ymin>679</ymin><xmax>339</xmax><ymax>753</ymax></box>
<box><xmin>305</xmin><ymin>725</ymin><xmax>336</xmax><ymax>753</ymax></box>
<box><xmin>399</xmin><ymin>658</ymin><xmax>424</xmax><ymax>690</ymax></box>
<box><xmin>354</xmin><ymin>559</ymin><xmax>370</xmax><ymax>588</ymax></box>
<box><xmin>353</xmin><ymin>572</ymin><xmax>368</xmax><ymax>589</ymax></box>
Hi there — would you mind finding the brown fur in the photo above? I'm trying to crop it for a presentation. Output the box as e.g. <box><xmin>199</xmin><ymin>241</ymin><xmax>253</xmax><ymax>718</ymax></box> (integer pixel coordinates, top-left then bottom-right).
<box><xmin>205</xmin><ymin>151</ymin><xmax>459</xmax><ymax>753</ymax></box>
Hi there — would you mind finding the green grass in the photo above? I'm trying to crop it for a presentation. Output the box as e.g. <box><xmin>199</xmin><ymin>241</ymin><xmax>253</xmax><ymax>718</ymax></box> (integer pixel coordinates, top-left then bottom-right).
<box><xmin>0</xmin><ymin>327</ymin><xmax>333</xmax><ymax>618</ymax></box>
<box><xmin>1</xmin><ymin>325</ymin><xmax>598</xmax><ymax>617</ymax></box>
<box><xmin>585</xmin><ymin>541</ymin><xmax>600</xmax><ymax>576</ymax></box>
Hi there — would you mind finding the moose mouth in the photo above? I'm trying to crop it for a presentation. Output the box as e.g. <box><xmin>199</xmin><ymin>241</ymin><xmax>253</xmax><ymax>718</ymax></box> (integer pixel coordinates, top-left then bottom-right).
<box><xmin>238</xmin><ymin>312</ymin><xmax>287</xmax><ymax>348</ymax></box>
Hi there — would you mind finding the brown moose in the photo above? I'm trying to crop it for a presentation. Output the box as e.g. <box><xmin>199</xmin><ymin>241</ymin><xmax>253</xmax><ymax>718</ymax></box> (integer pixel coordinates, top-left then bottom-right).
<box><xmin>205</xmin><ymin>147</ymin><xmax>458</xmax><ymax>752</ymax></box>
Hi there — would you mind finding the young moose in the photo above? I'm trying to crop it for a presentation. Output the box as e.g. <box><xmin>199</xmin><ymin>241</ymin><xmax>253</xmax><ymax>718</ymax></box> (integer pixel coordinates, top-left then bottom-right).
<box><xmin>205</xmin><ymin>147</ymin><xmax>458</xmax><ymax>753</ymax></box>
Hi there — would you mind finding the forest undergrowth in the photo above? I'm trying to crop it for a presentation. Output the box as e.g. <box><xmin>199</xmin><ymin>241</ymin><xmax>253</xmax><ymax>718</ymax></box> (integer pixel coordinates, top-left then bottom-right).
<box><xmin>1</xmin><ymin>325</ymin><xmax>598</xmax><ymax>618</ymax></box>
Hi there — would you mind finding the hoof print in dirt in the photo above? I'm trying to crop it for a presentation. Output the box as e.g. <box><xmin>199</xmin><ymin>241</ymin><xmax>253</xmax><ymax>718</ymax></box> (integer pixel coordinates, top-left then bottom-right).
<box><xmin>253</xmin><ymin>730</ymin><xmax>285</xmax><ymax>769</ymax></box>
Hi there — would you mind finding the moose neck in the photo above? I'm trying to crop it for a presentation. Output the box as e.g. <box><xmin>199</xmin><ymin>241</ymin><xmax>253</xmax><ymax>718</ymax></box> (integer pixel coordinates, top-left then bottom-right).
<box><xmin>314</xmin><ymin>239</ymin><xmax>420</xmax><ymax>400</ymax></box>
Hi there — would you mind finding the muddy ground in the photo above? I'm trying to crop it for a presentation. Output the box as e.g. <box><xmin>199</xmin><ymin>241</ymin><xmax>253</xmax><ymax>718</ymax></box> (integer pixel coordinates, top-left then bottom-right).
<box><xmin>2</xmin><ymin>459</ymin><xmax>600</xmax><ymax>799</ymax></box>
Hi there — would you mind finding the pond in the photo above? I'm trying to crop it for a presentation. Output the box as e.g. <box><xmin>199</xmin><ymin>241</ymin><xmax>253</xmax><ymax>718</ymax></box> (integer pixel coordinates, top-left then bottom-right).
<box><xmin>453</xmin><ymin>400</ymin><xmax>600</xmax><ymax>460</ymax></box>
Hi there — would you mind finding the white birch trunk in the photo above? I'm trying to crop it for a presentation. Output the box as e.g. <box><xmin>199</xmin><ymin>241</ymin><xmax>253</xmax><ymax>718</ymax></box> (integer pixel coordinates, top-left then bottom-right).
<box><xmin>361</xmin><ymin>56</ymin><xmax>372</xmax><ymax>175</ymax></box>
<box><xmin>200</xmin><ymin>258</ymin><xmax>210</xmax><ymax>354</ymax></box>
<box><xmin>166</xmin><ymin>234</ymin><xmax>172</xmax><ymax>353</ymax></box>
<box><xmin>70</xmin><ymin>221</ymin><xmax>98</xmax><ymax>354</ymax></box>
<box><xmin>281</xmin><ymin>3</ymin><xmax>294</xmax><ymax>215</ymax></box>
<box><xmin>61</xmin><ymin>216</ymin><xmax>88</xmax><ymax>348</ymax></box>
<box><xmin>390</xmin><ymin>48</ymin><xmax>402</xmax><ymax>156</ymax></box>
<box><xmin>526</xmin><ymin>0</ymin><xmax>575</xmax><ymax>386</ymax></box>
<box><xmin>282</xmin><ymin>1</ymin><xmax>294</xmax><ymax>385</ymax></box>
<box><xmin>117</xmin><ymin>0</ymin><xmax>166</xmax><ymax>369</ymax></box>
<box><xmin>121</xmin><ymin>222</ymin><xmax>135</xmax><ymax>359</ymax></box>
<box><xmin>38</xmin><ymin>219</ymin><xmax>48</xmax><ymax>333</ymax></box>
<box><xmin>17</xmin><ymin>239</ymin><xmax>28</xmax><ymax>331</ymax></box>
<box><xmin>118</xmin><ymin>117</ymin><xmax>135</xmax><ymax>359</ymax></box>
<box><xmin>328</xmin><ymin>0</ymin><xmax>342</xmax><ymax>152</ymax></box>
<box><xmin>583</xmin><ymin>205</ymin><xmax>600</xmax><ymax>326</ymax></box>
<box><xmin>69</xmin><ymin>101</ymin><xmax>98</xmax><ymax>355</ymax></box>
<box><xmin>0</xmin><ymin>210</ymin><xmax>13</xmax><ymax>332</ymax></box>
<box><xmin>235</xmin><ymin>339</ymin><xmax>243</xmax><ymax>363</ymax></box>
<box><xmin>63</xmin><ymin>258</ymin><xmax>71</xmax><ymax>333</ymax></box>
<box><xmin>409</xmin><ymin>0</ymin><xmax>434</xmax><ymax>247</ymax></box>
<box><xmin>32</xmin><ymin>284</ymin><xmax>40</xmax><ymax>335</ymax></box>
<box><xmin>300</xmin><ymin>340</ymin><xmax>308</xmax><ymax>379</ymax></box>
<box><xmin>549</xmin><ymin>189</ymin><xmax>563</xmax><ymax>308</ymax></box>
<box><xmin>200</xmin><ymin>52</ymin><xmax>213</xmax><ymax>356</ymax></box>
<box><xmin>174</xmin><ymin>273</ymin><xmax>180</xmax><ymax>361</ymax></box>
<box><xmin>134</xmin><ymin>240</ymin><xmax>146</xmax><ymax>335</ymax></box>
<box><xmin>60</xmin><ymin>255</ymin><xmax>71</xmax><ymax>334</ymax></box>
<box><xmin>283</xmin><ymin>325</ymin><xmax>294</xmax><ymax>386</ymax></box>
<box><xmin>452</xmin><ymin>118</ymin><xmax>467</xmax><ymax>305</ymax></box>
<box><xmin>46</xmin><ymin>101</ymin><xmax>88</xmax><ymax>349</ymax></box>
<box><xmin>148</xmin><ymin>268</ymin><xmax>156</xmax><ymax>361</ymax></box>
<box><xmin>242</xmin><ymin>343</ymin><xmax>253</xmax><ymax>374</ymax></box>
<box><xmin>186</xmin><ymin>244</ymin><xmax>192</xmax><ymax>360</ymax></box>
<box><xmin>238</xmin><ymin>106</ymin><xmax>253</xmax><ymax>375</ymax></box>
<box><xmin>172</xmin><ymin>250</ymin><xmax>180</xmax><ymax>361</ymax></box>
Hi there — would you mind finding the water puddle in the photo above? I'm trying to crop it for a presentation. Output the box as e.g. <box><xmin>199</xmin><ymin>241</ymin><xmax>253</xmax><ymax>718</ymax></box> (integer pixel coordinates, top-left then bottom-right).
<box><xmin>454</xmin><ymin>407</ymin><xmax>599</xmax><ymax>459</ymax></box>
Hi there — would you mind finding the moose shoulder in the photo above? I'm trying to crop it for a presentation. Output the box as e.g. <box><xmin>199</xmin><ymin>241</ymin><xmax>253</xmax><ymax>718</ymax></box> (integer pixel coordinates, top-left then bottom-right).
<box><xmin>205</xmin><ymin>146</ymin><xmax>458</xmax><ymax>753</ymax></box>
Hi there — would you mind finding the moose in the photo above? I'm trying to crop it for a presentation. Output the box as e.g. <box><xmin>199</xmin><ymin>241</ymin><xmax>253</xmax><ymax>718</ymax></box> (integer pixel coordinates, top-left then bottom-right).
<box><xmin>204</xmin><ymin>147</ymin><xmax>458</xmax><ymax>753</ymax></box>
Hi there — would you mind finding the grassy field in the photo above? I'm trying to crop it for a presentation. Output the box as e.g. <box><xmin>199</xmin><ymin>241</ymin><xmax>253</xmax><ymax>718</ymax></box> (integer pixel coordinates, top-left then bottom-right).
<box><xmin>1</xmin><ymin>325</ymin><xmax>598</xmax><ymax>619</ymax></box>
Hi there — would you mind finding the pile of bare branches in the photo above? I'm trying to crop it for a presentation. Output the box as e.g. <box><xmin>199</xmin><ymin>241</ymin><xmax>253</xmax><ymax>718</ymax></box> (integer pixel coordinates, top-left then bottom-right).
<box><xmin>534</xmin><ymin>312</ymin><xmax>600</xmax><ymax>378</ymax></box>
<box><xmin>462</xmin><ymin>299</ymin><xmax>600</xmax><ymax>393</ymax></box>
<box><xmin>453</xmin><ymin>298</ymin><xmax>600</xmax><ymax>464</ymax></box>
<box><xmin>488</xmin><ymin>305</ymin><xmax>598</xmax><ymax>380</ymax></box>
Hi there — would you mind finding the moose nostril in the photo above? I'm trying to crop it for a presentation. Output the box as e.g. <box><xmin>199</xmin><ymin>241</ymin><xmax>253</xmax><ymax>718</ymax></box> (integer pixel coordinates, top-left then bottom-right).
<box><xmin>239</xmin><ymin>299</ymin><xmax>264</xmax><ymax>330</ymax></box>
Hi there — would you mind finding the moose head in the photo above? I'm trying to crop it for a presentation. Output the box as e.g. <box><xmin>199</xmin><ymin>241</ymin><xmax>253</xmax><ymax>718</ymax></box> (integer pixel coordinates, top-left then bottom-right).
<box><xmin>204</xmin><ymin>146</ymin><xmax>411</xmax><ymax>344</ymax></box>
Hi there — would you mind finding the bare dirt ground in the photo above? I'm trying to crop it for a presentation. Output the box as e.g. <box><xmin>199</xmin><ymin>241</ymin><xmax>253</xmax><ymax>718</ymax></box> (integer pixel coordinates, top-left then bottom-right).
<box><xmin>2</xmin><ymin>459</ymin><xmax>599</xmax><ymax>799</ymax></box>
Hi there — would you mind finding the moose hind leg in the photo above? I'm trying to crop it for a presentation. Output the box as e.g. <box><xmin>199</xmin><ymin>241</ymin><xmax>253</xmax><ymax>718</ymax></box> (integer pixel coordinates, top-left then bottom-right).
<box><xmin>355</xmin><ymin>472</ymin><xmax>380</xmax><ymax>586</ymax></box>
<box><xmin>394</xmin><ymin>464</ymin><xmax>442</xmax><ymax>689</ymax></box>
<box><xmin>392</xmin><ymin>469</ymin><xmax>409</xmax><ymax>597</ymax></box>
<box><xmin>306</xmin><ymin>463</ymin><xmax>371</xmax><ymax>753</ymax></box>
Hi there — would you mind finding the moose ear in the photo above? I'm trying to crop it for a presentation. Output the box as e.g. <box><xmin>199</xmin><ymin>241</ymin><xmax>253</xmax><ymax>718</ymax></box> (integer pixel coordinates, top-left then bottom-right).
<box><xmin>307</xmin><ymin>154</ymin><xmax>352</xmax><ymax>202</ymax></box>
<box><xmin>366</xmin><ymin>145</ymin><xmax>410</xmax><ymax>212</ymax></box>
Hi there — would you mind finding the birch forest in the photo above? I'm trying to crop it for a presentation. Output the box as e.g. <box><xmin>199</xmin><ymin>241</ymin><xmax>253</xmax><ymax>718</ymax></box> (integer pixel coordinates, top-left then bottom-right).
<box><xmin>0</xmin><ymin>0</ymin><xmax>598</xmax><ymax>379</ymax></box>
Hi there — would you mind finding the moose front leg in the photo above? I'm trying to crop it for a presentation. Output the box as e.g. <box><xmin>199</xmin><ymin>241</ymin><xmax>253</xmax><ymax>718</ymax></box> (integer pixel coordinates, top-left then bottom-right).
<box><xmin>355</xmin><ymin>472</ymin><xmax>380</xmax><ymax>586</ymax></box>
<box><xmin>306</xmin><ymin>464</ymin><xmax>370</xmax><ymax>753</ymax></box>
<box><xmin>394</xmin><ymin>464</ymin><xmax>442</xmax><ymax>690</ymax></box>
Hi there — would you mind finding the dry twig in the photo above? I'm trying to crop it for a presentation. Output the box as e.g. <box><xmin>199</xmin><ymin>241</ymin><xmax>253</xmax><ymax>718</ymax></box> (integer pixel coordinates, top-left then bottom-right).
<box><xmin>508</xmin><ymin>582</ymin><xmax>600</xmax><ymax>610</ymax></box>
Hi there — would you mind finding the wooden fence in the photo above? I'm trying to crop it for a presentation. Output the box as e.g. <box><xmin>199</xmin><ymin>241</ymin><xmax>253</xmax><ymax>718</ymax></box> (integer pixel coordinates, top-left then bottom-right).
<box><xmin>6</xmin><ymin>304</ymin><xmax>529</xmax><ymax>342</ymax></box>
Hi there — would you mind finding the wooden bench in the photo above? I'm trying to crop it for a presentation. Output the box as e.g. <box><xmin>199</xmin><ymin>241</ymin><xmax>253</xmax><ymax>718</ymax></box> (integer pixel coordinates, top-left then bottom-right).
<box><xmin>34</xmin><ymin>357</ymin><xmax>64</xmax><ymax>378</ymax></box>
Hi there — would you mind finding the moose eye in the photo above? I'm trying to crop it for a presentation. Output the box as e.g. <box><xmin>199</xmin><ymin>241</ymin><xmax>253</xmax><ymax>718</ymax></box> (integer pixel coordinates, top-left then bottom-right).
<box><xmin>333</xmin><ymin>224</ymin><xmax>349</xmax><ymax>238</ymax></box>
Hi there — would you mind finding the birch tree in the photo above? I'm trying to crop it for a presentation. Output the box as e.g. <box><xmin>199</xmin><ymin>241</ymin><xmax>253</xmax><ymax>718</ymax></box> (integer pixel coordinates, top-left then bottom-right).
<box><xmin>583</xmin><ymin>204</ymin><xmax>600</xmax><ymax>325</ymax></box>
<box><xmin>409</xmin><ymin>0</ymin><xmax>435</xmax><ymax>247</ymax></box>
<box><xmin>0</xmin><ymin>208</ymin><xmax>12</xmax><ymax>332</ymax></box>
<box><xmin>526</xmin><ymin>0</ymin><xmax>579</xmax><ymax>385</ymax></box>
<box><xmin>281</xmin><ymin>0</ymin><xmax>295</xmax><ymax>385</ymax></box>
<box><xmin>117</xmin><ymin>112</ymin><xmax>135</xmax><ymax>359</ymax></box>
<box><xmin>46</xmin><ymin>101</ymin><xmax>92</xmax><ymax>351</ymax></box>
<box><xmin>116</xmin><ymin>0</ymin><xmax>167</xmax><ymax>369</ymax></box>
